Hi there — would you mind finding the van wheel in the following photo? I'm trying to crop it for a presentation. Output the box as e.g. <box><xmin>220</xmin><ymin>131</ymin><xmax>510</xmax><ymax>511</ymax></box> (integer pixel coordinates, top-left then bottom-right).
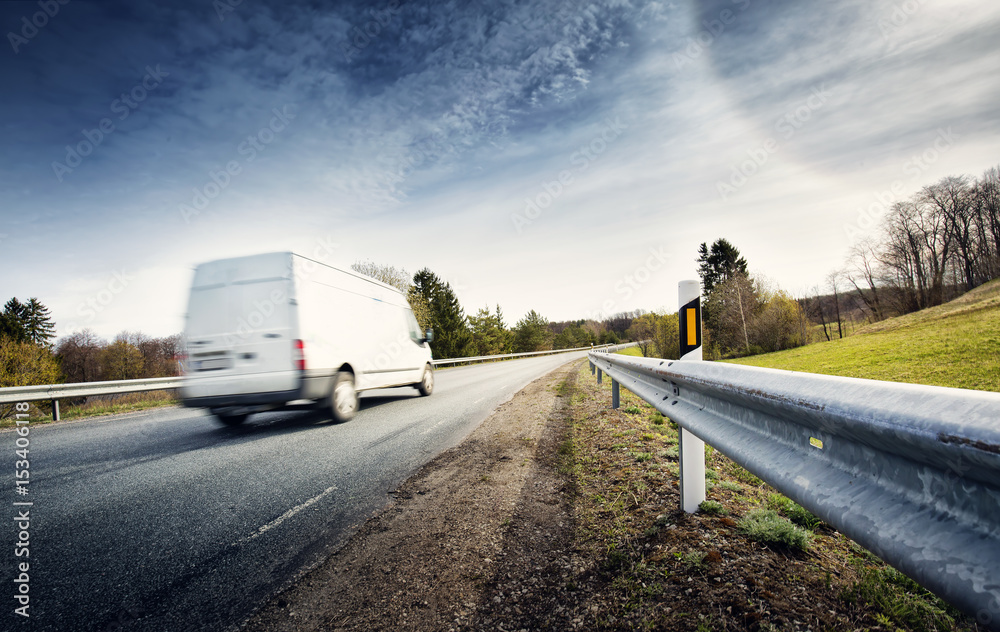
<box><xmin>214</xmin><ymin>412</ymin><xmax>248</xmax><ymax>426</ymax></box>
<box><xmin>330</xmin><ymin>372</ymin><xmax>358</xmax><ymax>422</ymax></box>
<box><xmin>416</xmin><ymin>364</ymin><xmax>434</xmax><ymax>396</ymax></box>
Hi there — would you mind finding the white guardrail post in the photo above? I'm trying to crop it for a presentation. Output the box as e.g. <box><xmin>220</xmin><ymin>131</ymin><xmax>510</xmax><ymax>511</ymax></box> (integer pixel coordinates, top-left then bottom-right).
<box><xmin>678</xmin><ymin>280</ymin><xmax>706</xmax><ymax>513</ymax></box>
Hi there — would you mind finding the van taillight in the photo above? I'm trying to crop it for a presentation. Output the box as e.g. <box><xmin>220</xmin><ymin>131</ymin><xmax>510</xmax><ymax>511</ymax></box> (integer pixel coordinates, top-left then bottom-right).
<box><xmin>294</xmin><ymin>339</ymin><xmax>306</xmax><ymax>371</ymax></box>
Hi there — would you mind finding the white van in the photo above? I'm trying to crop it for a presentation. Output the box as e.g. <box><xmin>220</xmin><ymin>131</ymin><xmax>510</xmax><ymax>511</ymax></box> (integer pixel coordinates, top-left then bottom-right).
<box><xmin>179</xmin><ymin>252</ymin><xmax>434</xmax><ymax>425</ymax></box>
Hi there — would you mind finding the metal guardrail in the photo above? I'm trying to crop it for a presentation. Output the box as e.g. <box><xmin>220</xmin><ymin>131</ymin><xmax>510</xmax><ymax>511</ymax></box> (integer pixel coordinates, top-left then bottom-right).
<box><xmin>431</xmin><ymin>343</ymin><xmax>617</xmax><ymax>366</ymax></box>
<box><xmin>588</xmin><ymin>350</ymin><xmax>1000</xmax><ymax>628</ymax></box>
<box><xmin>0</xmin><ymin>343</ymin><xmax>632</xmax><ymax>420</ymax></box>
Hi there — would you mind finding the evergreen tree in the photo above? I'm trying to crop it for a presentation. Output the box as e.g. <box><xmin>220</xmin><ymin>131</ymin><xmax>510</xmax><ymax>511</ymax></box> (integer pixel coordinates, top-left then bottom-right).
<box><xmin>24</xmin><ymin>298</ymin><xmax>56</xmax><ymax>347</ymax></box>
<box><xmin>512</xmin><ymin>310</ymin><xmax>552</xmax><ymax>352</ymax></box>
<box><xmin>412</xmin><ymin>268</ymin><xmax>473</xmax><ymax>359</ymax></box>
<box><xmin>0</xmin><ymin>298</ymin><xmax>29</xmax><ymax>344</ymax></box>
<box><xmin>468</xmin><ymin>305</ymin><xmax>513</xmax><ymax>356</ymax></box>
<box><xmin>697</xmin><ymin>239</ymin><xmax>749</xmax><ymax>293</ymax></box>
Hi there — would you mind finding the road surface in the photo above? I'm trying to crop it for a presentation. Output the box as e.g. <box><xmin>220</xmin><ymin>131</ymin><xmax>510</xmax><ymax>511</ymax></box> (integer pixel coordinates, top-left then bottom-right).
<box><xmin>1</xmin><ymin>352</ymin><xmax>588</xmax><ymax>632</ymax></box>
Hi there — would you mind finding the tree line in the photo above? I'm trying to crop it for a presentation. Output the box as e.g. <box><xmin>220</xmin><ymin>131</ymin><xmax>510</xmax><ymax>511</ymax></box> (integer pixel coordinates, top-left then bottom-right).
<box><xmin>0</xmin><ymin>296</ymin><xmax>181</xmax><ymax>394</ymax></box>
<box><xmin>843</xmin><ymin>167</ymin><xmax>1000</xmax><ymax>322</ymax></box>
<box><xmin>351</xmin><ymin>261</ymin><xmax>637</xmax><ymax>360</ymax></box>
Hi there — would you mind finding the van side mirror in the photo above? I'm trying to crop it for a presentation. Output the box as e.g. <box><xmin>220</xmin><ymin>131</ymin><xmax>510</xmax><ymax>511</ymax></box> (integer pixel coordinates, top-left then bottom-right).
<box><xmin>424</xmin><ymin>329</ymin><xmax>434</xmax><ymax>343</ymax></box>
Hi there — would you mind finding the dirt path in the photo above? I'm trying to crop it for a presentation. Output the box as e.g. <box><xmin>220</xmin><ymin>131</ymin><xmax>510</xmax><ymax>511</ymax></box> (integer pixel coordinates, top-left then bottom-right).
<box><xmin>241</xmin><ymin>361</ymin><xmax>582</xmax><ymax>632</ymax></box>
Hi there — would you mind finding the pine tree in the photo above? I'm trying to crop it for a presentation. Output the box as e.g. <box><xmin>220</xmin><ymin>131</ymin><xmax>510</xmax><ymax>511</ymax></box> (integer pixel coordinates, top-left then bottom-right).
<box><xmin>24</xmin><ymin>298</ymin><xmax>56</xmax><ymax>347</ymax></box>
<box><xmin>697</xmin><ymin>239</ymin><xmax>749</xmax><ymax>293</ymax></box>
<box><xmin>0</xmin><ymin>298</ymin><xmax>29</xmax><ymax>344</ymax></box>
<box><xmin>412</xmin><ymin>268</ymin><xmax>473</xmax><ymax>359</ymax></box>
<box><xmin>512</xmin><ymin>310</ymin><xmax>552</xmax><ymax>352</ymax></box>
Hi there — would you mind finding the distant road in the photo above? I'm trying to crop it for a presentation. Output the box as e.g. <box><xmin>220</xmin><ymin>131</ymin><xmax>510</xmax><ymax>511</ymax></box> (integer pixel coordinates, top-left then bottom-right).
<box><xmin>1</xmin><ymin>352</ymin><xmax>587</xmax><ymax>632</ymax></box>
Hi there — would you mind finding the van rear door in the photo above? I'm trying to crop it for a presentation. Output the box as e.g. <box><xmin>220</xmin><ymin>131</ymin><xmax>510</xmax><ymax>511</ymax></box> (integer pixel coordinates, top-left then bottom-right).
<box><xmin>183</xmin><ymin>258</ymin><xmax>299</xmax><ymax>397</ymax></box>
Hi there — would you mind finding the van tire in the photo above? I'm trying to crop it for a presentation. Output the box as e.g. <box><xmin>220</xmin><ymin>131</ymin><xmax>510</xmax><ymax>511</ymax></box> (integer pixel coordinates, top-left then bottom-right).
<box><xmin>330</xmin><ymin>372</ymin><xmax>358</xmax><ymax>423</ymax></box>
<box><xmin>214</xmin><ymin>412</ymin><xmax>248</xmax><ymax>426</ymax></box>
<box><xmin>416</xmin><ymin>364</ymin><xmax>434</xmax><ymax>396</ymax></box>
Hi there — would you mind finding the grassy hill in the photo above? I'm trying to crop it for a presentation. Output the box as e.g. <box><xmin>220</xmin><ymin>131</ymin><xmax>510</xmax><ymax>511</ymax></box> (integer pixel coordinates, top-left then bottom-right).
<box><xmin>727</xmin><ymin>278</ymin><xmax>1000</xmax><ymax>392</ymax></box>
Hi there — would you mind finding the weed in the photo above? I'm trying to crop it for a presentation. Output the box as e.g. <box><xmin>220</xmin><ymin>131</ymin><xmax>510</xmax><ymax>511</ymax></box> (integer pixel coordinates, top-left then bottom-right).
<box><xmin>785</xmin><ymin>502</ymin><xmax>822</xmax><ymax>530</ymax></box>
<box><xmin>622</xmin><ymin>406</ymin><xmax>642</xmax><ymax>414</ymax></box>
<box><xmin>737</xmin><ymin>509</ymin><xmax>812</xmax><ymax>551</ymax></box>
<box><xmin>650</xmin><ymin>412</ymin><xmax>665</xmax><ymax>425</ymax></box>
<box><xmin>698</xmin><ymin>500</ymin><xmax>728</xmax><ymax>515</ymax></box>
<box><xmin>663</xmin><ymin>446</ymin><xmax>679</xmax><ymax>460</ymax></box>
<box><xmin>718</xmin><ymin>481</ymin><xmax>742</xmax><ymax>492</ymax></box>
<box><xmin>634</xmin><ymin>452</ymin><xmax>652</xmax><ymax>463</ymax></box>
<box><xmin>679</xmin><ymin>550</ymin><xmax>708</xmax><ymax>571</ymax></box>
<box><xmin>842</xmin><ymin>560</ymin><xmax>958</xmax><ymax>632</ymax></box>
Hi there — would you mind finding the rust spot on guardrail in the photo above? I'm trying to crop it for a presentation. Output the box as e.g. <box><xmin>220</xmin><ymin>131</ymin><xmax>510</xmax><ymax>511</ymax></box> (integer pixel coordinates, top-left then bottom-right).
<box><xmin>938</xmin><ymin>433</ymin><xmax>1000</xmax><ymax>455</ymax></box>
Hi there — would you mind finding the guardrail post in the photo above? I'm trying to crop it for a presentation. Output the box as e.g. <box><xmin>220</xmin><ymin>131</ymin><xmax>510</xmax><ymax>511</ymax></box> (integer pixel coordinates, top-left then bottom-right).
<box><xmin>51</xmin><ymin>399</ymin><xmax>60</xmax><ymax>421</ymax></box>
<box><xmin>678</xmin><ymin>280</ymin><xmax>705</xmax><ymax>514</ymax></box>
<box><xmin>590</xmin><ymin>361</ymin><xmax>595</xmax><ymax>375</ymax></box>
<box><xmin>597</xmin><ymin>367</ymin><xmax>603</xmax><ymax>384</ymax></box>
<box><xmin>611</xmin><ymin>379</ymin><xmax>620</xmax><ymax>409</ymax></box>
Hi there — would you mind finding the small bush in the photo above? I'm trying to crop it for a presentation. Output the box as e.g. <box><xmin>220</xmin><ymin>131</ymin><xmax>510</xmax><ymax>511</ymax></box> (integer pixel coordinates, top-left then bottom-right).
<box><xmin>737</xmin><ymin>509</ymin><xmax>812</xmax><ymax>551</ymax></box>
<box><xmin>698</xmin><ymin>500</ymin><xmax>728</xmax><ymax>515</ymax></box>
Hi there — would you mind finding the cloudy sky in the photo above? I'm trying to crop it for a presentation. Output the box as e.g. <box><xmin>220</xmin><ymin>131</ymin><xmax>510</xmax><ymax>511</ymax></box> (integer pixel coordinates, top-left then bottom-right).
<box><xmin>2</xmin><ymin>0</ymin><xmax>999</xmax><ymax>339</ymax></box>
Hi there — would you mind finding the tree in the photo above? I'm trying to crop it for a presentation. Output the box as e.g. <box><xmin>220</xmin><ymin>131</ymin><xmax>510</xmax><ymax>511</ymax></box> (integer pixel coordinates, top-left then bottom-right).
<box><xmin>512</xmin><ymin>310</ymin><xmax>552</xmax><ymax>352</ymax></box>
<box><xmin>625</xmin><ymin>313</ymin><xmax>657</xmax><ymax>356</ymax></box>
<box><xmin>23</xmin><ymin>298</ymin><xmax>56</xmax><ymax>347</ymax></box>
<box><xmin>412</xmin><ymin>268</ymin><xmax>473</xmax><ymax>359</ymax></box>
<box><xmin>0</xmin><ymin>338</ymin><xmax>60</xmax><ymax>388</ymax></box>
<box><xmin>56</xmin><ymin>329</ymin><xmax>106</xmax><ymax>383</ymax></box>
<box><xmin>1</xmin><ymin>298</ymin><xmax>29</xmax><ymax>343</ymax></box>
<box><xmin>704</xmin><ymin>272</ymin><xmax>759</xmax><ymax>356</ymax></box>
<box><xmin>468</xmin><ymin>305</ymin><xmax>513</xmax><ymax>356</ymax></box>
<box><xmin>100</xmin><ymin>338</ymin><xmax>144</xmax><ymax>380</ymax></box>
<box><xmin>651</xmin><ymin>311</ymin><xmax>679</xmax><ymax>360</ymax></box>
<box><xmin>697</xmin><ymin>239</ymin><xmax>749</xmax><ymax>293</ymax></box>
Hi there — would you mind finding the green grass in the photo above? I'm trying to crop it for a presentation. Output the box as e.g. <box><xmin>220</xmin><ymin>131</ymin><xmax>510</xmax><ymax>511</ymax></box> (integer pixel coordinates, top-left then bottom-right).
<box><xmin>737</xmin><ymin>509</ymin><xmax>813</xmax><ymax>551</ymax></box>
<box><xmin>615</xmin><ymin>346</ymin><xmax>644</xmax><ymax>357</ymax></box>
<box><xmin>727</xmin><ymin>279</ymin><xmax>1000</xmax><ymax>392</ymax></box>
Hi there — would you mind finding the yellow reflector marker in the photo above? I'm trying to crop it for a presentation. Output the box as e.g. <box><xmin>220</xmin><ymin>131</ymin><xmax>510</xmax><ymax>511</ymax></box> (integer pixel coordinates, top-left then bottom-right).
<box><xmin>686</xmin><ymin>308</ymin><xmax>697</xmax><ymax>347</ymax></box>
<box><xmin>810</xmin><ymin>437</ymin><xmax>824</xmax><ymax>449</ymax></box>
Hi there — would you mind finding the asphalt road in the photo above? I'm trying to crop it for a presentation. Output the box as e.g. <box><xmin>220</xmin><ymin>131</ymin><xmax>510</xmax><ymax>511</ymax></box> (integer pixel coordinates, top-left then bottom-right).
<box><xmin>1</xmin><ymin>352</ymin><xmax>588</xmax><ymax>632</ymax></box>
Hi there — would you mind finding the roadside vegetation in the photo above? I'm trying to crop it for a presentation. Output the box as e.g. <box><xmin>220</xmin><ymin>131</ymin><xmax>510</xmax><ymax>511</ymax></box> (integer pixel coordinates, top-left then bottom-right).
<box><xmin>727</xmin><ymin>278</ymin><xmax>1000</xmax><ymax>392</ymax></box>
<box><xmin>554</xmin><ymin>361</ymin><xmax>979</xmax><ymax>631</ymax></box>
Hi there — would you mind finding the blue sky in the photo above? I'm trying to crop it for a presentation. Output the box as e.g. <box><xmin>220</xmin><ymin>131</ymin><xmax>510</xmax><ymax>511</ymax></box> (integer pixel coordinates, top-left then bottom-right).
<box><xmin>2</xmin><ymin>0</ymin><xmax>999</xmax><ymax>339</ymax></box>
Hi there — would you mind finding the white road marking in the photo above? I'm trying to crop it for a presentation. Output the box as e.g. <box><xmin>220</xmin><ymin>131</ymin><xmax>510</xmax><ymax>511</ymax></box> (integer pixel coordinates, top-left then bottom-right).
<box><xmin>234</xmin><ymin>484</ymin><xmax>339</xmax><ymax>545</ymax></box>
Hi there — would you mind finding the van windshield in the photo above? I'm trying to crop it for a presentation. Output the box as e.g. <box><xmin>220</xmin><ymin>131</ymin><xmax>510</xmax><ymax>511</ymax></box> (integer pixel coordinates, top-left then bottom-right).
<box><xmin>186</xmin><ymin>279</ymin><xmax>291</xmax><ymax>339</ymax></box>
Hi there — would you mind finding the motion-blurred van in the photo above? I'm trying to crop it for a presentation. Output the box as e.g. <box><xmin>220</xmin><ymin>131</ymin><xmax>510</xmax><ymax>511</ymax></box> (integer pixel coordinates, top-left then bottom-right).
<box><xmin>179</xmin><ymin>252</ymin><xmax>434</xmax><ymax>425</ymax></box>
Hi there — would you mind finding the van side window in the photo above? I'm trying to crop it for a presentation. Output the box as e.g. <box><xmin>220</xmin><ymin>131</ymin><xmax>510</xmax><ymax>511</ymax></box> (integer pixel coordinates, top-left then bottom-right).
<box><xmin>405</xmin><ymin>309</ymin><xmax>423</xmax><ymax>343</ymax></box>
